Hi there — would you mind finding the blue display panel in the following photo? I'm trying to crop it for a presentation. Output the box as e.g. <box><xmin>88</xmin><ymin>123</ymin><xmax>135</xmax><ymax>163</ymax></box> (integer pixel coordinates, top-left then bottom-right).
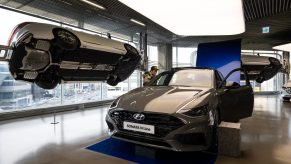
<box><xmin>86</xmin><ymin>137</ymin><xmax>217</xmax><ymax>164</ymax></box>
<box><xmin>196</xmin><ymin>40</ymin><xmax>241</xmax><ymax>83</ymax></box>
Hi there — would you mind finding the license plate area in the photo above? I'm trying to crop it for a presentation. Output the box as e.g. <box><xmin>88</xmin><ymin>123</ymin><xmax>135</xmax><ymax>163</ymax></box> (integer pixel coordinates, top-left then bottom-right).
<box><xmin>123</xmin><ymin>121</ymin><xmax>155</xmax><ymax>134</ymax></box>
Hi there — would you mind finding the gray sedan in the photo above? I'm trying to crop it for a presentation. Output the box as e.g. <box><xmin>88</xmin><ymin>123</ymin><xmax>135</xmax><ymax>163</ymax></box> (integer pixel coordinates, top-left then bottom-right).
<box><xmin>106</xmin><ymin>67</ymin><xmax>254</xmax><ymax>151</ymax></box>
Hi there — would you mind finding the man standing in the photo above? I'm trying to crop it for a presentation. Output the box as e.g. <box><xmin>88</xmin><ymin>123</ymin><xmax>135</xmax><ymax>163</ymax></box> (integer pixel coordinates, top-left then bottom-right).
<box><xmin>143</xmin><ymin>66</ymin><xmax>159</xmax><ymax>86</ymax></box>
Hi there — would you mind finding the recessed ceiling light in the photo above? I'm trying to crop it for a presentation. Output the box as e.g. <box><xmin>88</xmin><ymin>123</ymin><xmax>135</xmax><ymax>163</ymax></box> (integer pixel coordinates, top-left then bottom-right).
<box><xmin>262</xmin><ymin>26</ymin><xmax>270</xmax><ymax>33</ymax></box>
<box><xmin>81</xmin><ymin>0</ymin><xmax>106</xmax><ymax>10</ymax></box>
<box><xmin>119</xmin><ymin>0</ymin><xmax>245</xmax><ymax>36</ymax></box>
<box><xmin>273</xmin><ymin>43</ymin><xmax>291</xmax><ymax>52</ymax></box>
<box><xmin>130</xmin><ymin>18</ymin><xmax>146</xmax><ymax>26</ymax></box>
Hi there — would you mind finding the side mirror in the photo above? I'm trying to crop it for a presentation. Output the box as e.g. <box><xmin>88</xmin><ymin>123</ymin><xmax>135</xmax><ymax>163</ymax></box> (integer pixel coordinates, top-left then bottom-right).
<box><xmin>226</xmin><ymin>81</ymin><xmax>240</xmax><ymax>88</ymax></box>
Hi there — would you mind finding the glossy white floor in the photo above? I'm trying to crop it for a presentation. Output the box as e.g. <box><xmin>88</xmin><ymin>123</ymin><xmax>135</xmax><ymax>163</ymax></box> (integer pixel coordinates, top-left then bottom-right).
<box><xmin>0</xmin><ymin>95</ymin><xmax>291</xmax><ymax>164</ymax></box>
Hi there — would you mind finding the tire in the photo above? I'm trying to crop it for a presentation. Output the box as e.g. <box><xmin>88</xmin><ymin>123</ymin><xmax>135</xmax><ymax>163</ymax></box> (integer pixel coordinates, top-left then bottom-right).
<box><xmin>35</xmin><ymin>69</ymin><xmax>60</xmax><ymax>89</ymax></box>
<box><xmin>256</xmin><ymin>76</ymin><xmax>265</xmax><ymax>83</ymax></box>
<box><xmin>283</xmin><ymin>97</ymin><xmax>290</xmax><ymax>101</ymax></box>
<box><xmin>207</xmin><ymin>109</ymin><xmax>219</xmax><ymax>153</ymax></box>
<box><xmin>52</xmin><ymin>28</ymin><xmax>80</xmax><ymax>50</ymax></box>
<box><xmin>107</xmin><ymin>76</ymin><xmax>120</xmax><ymax>86</ymax></box>
<box><xmin>124</xmin><ymin>44</ymin><xmax>140</xmax><ymax>64</ymax></box>
<box><xmin>9</xmin><ymin>43</ymin><xmax>27</xmax><ymax>76</ymax></box>
<box><xmin>124</xmin><ymin>44</ymin><xmax>138</xmax><ymax>55</ymax></box>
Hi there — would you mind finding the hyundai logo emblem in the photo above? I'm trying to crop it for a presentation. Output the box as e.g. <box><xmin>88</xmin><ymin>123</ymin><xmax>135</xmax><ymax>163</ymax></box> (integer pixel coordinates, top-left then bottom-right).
<box><xmin>133</xmin><ymin>113</ymin><xmax>145</xmax><ymax>121</ymax></box>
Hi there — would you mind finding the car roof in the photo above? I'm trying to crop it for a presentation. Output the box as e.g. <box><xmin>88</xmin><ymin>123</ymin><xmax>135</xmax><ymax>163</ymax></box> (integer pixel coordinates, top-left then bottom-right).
<box><xmin>169</xmin><ymin>67</ymin><xmax>215</xmax><ymax>72</ymax></box>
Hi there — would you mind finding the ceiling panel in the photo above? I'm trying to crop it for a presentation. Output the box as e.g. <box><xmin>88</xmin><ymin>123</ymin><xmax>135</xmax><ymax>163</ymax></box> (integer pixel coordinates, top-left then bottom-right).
<box><xmin>0</xmin><ymin>0</ymin><xmax>291</xmax><ymax>49</ymax></box>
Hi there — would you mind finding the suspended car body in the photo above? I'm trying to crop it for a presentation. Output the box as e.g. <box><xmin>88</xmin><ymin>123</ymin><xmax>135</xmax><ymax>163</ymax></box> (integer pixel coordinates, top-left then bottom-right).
<box><xmin>241</xmin><ymin>55</ymin><xmax>282</xmax><ymax>83</ymax></box>
<box><xmin>2</xmin><ymin>22</ymin><xmax>141</xmax><ymax>89</ymax></box>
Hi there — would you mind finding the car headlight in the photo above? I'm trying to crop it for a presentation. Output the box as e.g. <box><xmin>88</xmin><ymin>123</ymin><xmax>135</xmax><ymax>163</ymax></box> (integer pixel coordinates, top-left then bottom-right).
<box><xmin>109</xmin><ymin>98</ymin><xmax>120</xmax><ymax>109</ymax></box>
<box><xmin>181</xmin><ymin>104</ymin><xmax>209</xmax><ymax>117</ymax></box>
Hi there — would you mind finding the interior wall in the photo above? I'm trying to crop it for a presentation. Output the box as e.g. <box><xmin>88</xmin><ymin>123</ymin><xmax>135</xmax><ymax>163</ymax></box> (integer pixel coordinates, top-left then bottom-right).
<box><xmin>157</xmin><ymin>43</ymin><xmax>172</xmax><ymax>72</ymax></box>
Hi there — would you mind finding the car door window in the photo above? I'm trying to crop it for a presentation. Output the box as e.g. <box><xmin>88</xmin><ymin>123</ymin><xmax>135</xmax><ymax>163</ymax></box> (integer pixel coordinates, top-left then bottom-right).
<box><xmin>215</xmin><ymin>71</ymin><xmax>225</xmax><ymax>88</ymax></box>
<box><xmin>219</xmin><ymin>68</ymin><xmax>250</xmax><ymax>88</ymax></box>
<box><xmin>156</xmin><ymin>74</ymin><xmax>169</xmax><ymax>85</ymax></box>
<box><xmin>150</xmin><ymin>73</ymin><xmax>172</xmax><ymax>86</ymax></box>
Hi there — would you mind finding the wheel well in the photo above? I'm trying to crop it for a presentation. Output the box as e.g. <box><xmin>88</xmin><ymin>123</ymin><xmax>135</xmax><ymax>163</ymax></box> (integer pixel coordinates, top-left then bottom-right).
<box><xmin>216</xmin><ymin>107</ymin><xmax>221</xmax><ymax>124</ymax></box>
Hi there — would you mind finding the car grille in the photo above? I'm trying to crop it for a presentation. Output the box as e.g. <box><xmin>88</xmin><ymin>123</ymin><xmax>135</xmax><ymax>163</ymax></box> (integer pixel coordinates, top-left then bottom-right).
<box><xmin>109</xmin><ymin>110</ymin><xmax>185</xmax><ymax>138</ymax></box>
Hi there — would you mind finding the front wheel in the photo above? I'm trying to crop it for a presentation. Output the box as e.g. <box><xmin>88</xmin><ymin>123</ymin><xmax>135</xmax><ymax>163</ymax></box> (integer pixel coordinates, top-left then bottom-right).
<box><xmin>107</xmin><ymin>76</ymin><xmax>120</xmax><ymax>86</ymax></box>
<box><xmin>124</xmin><ymin>43</ymin><xmax>138</xmax><ymax>55</ymax></box>
<box><xmin>52</xmin><ymin>28</ymin><xmax>80</xmax><ymax>51</ymax></box>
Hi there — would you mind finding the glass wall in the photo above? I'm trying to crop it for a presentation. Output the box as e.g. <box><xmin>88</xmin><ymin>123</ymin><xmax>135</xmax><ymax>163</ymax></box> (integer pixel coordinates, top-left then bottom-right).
<box><xmin>0</xmin><ymin>8</ymin><xmax>141</xmax><ymax>113</ymax></box>
<box><xmin>172</xmin><ymin>47</ymin><xmax>197</xmax><ymax>67</ymax></box>
<box><xmin>170</xmin><ymin>47</ymin><xmax>284</xmax><ymax>92</ymax></box>
<box><xmin>147</xmin><ymin>45</ymin><xmax>158</xmax><ymax>70</ymax></box>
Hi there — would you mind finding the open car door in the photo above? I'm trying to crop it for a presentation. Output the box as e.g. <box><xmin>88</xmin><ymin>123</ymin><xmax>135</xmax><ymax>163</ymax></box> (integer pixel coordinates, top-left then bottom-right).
<box><xmin>218</xmin><ymin>68</ymin><xmax>254</xmax><ymax>122</ymax></box>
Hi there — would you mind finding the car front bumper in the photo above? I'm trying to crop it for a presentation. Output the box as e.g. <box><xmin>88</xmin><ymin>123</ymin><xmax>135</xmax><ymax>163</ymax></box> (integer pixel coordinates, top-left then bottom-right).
<box><xmin>105</xmin><ymin>111</ymin><xmax>213</xmax><ymax>152</ymax></box>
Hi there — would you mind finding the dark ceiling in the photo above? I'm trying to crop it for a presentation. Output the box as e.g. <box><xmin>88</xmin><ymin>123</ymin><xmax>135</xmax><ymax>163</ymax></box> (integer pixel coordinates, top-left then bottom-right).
<box><xmin>1</xmin><ymin>0</ymin><xmax>291</xmax><ymax>50</ymax></box>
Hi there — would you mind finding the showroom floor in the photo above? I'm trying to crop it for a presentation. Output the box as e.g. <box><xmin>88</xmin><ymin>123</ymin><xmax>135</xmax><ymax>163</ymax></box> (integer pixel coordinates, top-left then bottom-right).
<box><xmin>0</xmin><ymin>95</ymin><xmax>291</xmax><ymax>164</ymax></box>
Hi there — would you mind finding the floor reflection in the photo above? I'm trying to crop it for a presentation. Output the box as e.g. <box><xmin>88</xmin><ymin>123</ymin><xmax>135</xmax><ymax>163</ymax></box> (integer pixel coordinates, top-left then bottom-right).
<box><xmin>0</xmin><ymin>95</ymin><xmax>291</xmax><ymax>164</ymax></box>
<box><xmin>217</xmin><ymin>95</ymin><xmax>291</xmax><ymax>164</ymax></box>
<box><xmin>0</xmin><ymin>107</ymin><xmax>109</xmax><ymax>164</ymax></box>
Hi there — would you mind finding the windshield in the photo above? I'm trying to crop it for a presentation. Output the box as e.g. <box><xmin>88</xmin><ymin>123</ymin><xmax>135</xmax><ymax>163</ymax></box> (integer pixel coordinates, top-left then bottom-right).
<box><xmin>150</xmin><ymin>69</ymin><xmax>213</xmax><ymax>87</ymax></box>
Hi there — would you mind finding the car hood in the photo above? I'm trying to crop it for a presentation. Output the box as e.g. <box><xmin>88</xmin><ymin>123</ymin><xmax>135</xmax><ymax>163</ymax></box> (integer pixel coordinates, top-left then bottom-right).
<box><xmin>117</xmin><ymin>86</ymin><xmax>211</xmax><ymax>114</ymax></box>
